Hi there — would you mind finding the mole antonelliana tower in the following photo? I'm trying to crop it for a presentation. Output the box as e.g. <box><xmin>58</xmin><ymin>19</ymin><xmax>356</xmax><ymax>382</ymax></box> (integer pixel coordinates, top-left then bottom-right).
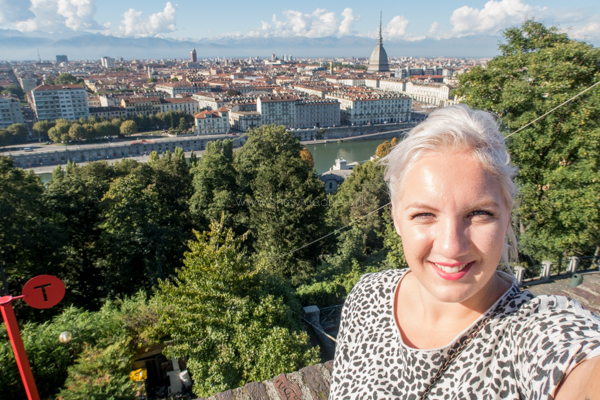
<box><xmin>367</xmin><ymin>13</ymin><xmax>390</xmax><ymax>72</ymax></box>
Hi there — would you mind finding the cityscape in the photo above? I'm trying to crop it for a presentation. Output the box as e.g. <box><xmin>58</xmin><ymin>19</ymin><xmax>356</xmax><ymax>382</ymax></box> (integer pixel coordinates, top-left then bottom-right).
<box><xmin>1</xmin><ymin>1</ymin><xmax>600</xmax><ymax>399</ymax></box>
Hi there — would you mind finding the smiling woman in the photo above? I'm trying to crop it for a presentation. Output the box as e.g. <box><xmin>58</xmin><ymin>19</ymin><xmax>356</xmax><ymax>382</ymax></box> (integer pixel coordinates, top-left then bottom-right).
<box><xmin>329</xmin><ymin>105</ymin><xmax>600</xmax><ymax>400</ymax></box>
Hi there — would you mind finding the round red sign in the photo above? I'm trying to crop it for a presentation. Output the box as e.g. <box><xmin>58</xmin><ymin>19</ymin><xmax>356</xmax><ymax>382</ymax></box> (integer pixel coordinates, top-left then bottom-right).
<box><xmin>22</xmin><ymin>275</ymin><xmax>65</xmax><ymax>309</ymax></box>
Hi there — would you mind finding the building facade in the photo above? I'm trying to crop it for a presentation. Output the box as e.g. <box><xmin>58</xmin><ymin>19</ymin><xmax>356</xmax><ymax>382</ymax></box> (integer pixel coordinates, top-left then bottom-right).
<box><xmin>325</xmin><ymin>90</ymin><xmax>411</xmax><ymax>125</ymax></box>
<box><xmin>121</xmin><ymin>96</ymin><xmax>161</xmax><ymax>117</ymax></box>
<box><xmin>0</xmin><ymin>95</ymin><xmax>25</xmax><ymax>128</ymax></box>
<box><xmin>160</xmin><ymin>98</ymin><xmax>199</xmax><ymax>114</ymax></box>
<box><xmin>101</xmin><ymin>57</ymin><xmax>115</xmax><ymax>69</ymax></box>
<box><xmin>155</xmin><ymin>83</ymin><xmax>198</xmax><ymax>98</ymax></box>
<box><xmin>229</xmin><ymin>111</ymin><xmax>262</xmax><ymax>132</ymax></box>
<box><xmin>88</xmin><ymin>106</ymin><xmax>127</xmax><ymax>120</ymax></box>
<box><xmin>31</xmin><ymin>84</ymin><xmax>89</xmax><ymax>121</ymax></box>
<box><xmin>404</xmin><ymin>82</ymin><xmax>456</xmax><ymax>106</ymax></box>
<box><xmin>194</xmin><ymin>108</ymin><xmax>230</xmax><ymax>134</ymax></box>
<box><xmin>295</xmin><ymin>98</ymin><xmax>340</xmax><ymax>128</ymax></box>
<box><xmin>257</xmin><ymin>95</ymin><xmax>297</xmax><ymax>128</ymax></box>
<box><xmin>19</xmin><ymin>77</ymin><xmax>38</xmax><ymax>94</ymax></box>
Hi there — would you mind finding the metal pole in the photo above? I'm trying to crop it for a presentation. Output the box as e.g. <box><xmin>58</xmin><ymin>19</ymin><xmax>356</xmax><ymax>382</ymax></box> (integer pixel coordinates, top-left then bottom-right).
<box><xmin>0</xmin><ymin>296</ymin><xmax>41</xmax><ymax>400</ymax></box>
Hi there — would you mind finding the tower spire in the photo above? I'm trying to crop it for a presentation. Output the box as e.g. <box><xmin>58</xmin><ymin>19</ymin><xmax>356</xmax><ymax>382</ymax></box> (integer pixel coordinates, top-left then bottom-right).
<box><xmin>379</xmin><ymin>12</ymin><xmax>382</xmax><ymax>42</ymax></box>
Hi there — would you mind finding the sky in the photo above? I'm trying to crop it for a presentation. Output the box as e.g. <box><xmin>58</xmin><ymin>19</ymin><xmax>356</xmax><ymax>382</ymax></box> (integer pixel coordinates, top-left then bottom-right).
<box><xmin>1</xmin><ymin>0</ymin><xmax>599</xmax><ymax>43</ymax></box>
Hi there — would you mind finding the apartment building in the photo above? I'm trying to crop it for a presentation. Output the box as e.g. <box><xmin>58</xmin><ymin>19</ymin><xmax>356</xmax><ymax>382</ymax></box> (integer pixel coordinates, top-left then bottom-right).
<box><xmin>379</xmin><ymin>78</ymin><xmax>406</xmax><ymax>93</ymax></box>
<box><xmin>31</xmin><ymin>84</ymin><xmax>89</xmax><ymax>121</ymax></box>
<box><xmin>257</xmin><ymin>95</ymin><xmax>297</xmax><ymax>128</ymax></box>
<box><xmin>121</xmin><ymin>96</ymin><xmax>161</xmax><ymax>116</ymax></box>
<box><xmin>155</xmin><ymin>82</ymin><xmax>198</xmax><ymax>98</ymax></box>
<box><xmin>295</xmin><ymin>98</ymin><xmax>340</xmax><ymax>128</ymax></box>
<box><xmin>160</xmin><ymin>98</ymin><xmax>199</xmax><ymax>114</ymax></box>
<box><xmin>325</xmin><ymin>90</ymin><xmax>411</xmax><ymax>125</ymax></box>
<box><xmin>405</xmin><ymin>82</ymin><xmax>456</xmax><ymax>107</ymax></box>
<box><xmin>194</xmin><ymin>108</ymin><xmax>230</xmax><ymax>134</ymax></box>
<box><xmin>88</xmin><ymin>106</ymin><xmax>127</xmax><ymax>120</ymax></box>
<box><xmin>229</xmin><ymin>111</ymin><xmax>261</xmax><ymax>132</ymax></box>
<box><xmin>0</xmin><ymin>94</ymin><xmax>25</xmax><ymax>128</ymax></box>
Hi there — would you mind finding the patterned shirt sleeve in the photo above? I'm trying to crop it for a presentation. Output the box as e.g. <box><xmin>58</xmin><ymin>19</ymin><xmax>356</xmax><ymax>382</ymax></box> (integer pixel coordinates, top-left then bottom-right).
<box><xmin>513</xmin><ymin>295</ymin><xmax>600</xmax><ymax>398</ymax></box>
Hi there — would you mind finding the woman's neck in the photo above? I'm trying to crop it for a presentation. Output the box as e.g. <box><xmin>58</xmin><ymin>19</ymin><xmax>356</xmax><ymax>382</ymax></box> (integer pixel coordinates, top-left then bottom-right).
<box><xmin>395</xmin><ymin>271</ymin><xmax>511</xmax><ymax>349</ymax></box>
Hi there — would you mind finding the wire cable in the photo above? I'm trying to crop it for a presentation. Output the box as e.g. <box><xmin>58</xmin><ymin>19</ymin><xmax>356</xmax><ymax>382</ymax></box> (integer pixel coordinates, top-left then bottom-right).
<box><xmin>269</xmin><ymin>202</ymin><xmax>391</xmax><ymax>262</ymax></box>
<box><xmin>504</xmin><ymin>80</ymin><xmax>600</xmax><ymax>139</ymax></box>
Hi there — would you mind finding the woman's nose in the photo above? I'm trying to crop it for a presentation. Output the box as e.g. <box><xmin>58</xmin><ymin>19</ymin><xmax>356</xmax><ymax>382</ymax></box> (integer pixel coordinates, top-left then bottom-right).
<box><xmin>434</xmin><ymin>218</ymin><xmax>469</xmax><ymax>259</ymax></box>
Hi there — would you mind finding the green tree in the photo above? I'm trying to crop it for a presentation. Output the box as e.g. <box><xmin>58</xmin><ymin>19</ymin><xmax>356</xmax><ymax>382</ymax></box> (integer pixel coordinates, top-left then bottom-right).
<box><xmin>68</xmin><ymin>123</ymin><xmax>85</xmax><ymax>141</ymax></box>
<box><xmin>0</xmin><ymin>130</ymin><xmax>10</xmax><ymax>147</ymax></box>
<box><xmin>58</xmin><ymin>338</ymin><xmax>137</xmax><ymax>400</ymax></box>
<box><xmin>156</xmin><ymin>218</ymin><xmax>319</xmax><ymax>397</ymax></box>
<box><xmin>6</xmin><ymin>123</ymin><xmax>29</xmax><ymax>143</ymax></box>
<box><xmin>234</xmin><ymin>125</ymin><xmax>329</xmax><ymax>285</ymax></box>
<box><xmin>120</xmin><ymin>120</ymin><xmax>138</xmax><ymax>136</ymax></box>
<box><xmin>170</xmin><ymin>77</ymin><xmax>179</xmax><ymax>82</ymax></box>
<box><xmin>178</xmin><ymin>116</ymin><xmax>187</xmax><ymax>132</ymax></box>
<box><xmin>189</xmin><ymin>140</ymin><xmax>242</xmax><ymax>232</ymax></box>
<box><xmin>454</xmin><ymin>20</ymin><xmax>600</xmax><ymax>260</ymax></box>
<box><xmin>54</xmin><ymin>73</ymin><xmax>78</xmax><ymax>85</ymax></box>
<box><xmin>1</xmin><ymin>84</ymin><xmax>24</xmax><ymax>98</ymax></box>
<box><xmin>147</xmin><ymin>77</ymin><xmax>157</xmax><ymax>83</ymax></box>
<box><xmin>33</xmin><ymin>120</ymin><xmax>55</xmax><ymax>140</ymax></box>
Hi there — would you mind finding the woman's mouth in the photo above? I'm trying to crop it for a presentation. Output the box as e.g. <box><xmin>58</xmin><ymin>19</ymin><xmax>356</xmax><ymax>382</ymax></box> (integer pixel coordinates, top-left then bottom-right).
<box><xmin>430</xmin><ymin>261</ymin><xmax>474</xmax><ymax>280</ymax></box>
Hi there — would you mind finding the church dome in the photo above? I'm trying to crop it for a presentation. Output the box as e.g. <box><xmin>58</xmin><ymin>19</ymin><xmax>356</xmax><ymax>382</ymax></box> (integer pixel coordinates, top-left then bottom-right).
<box><xmin>368</xmin><ymin>15</ymin><xmax>390</xmax><ymax>72</ymax></box>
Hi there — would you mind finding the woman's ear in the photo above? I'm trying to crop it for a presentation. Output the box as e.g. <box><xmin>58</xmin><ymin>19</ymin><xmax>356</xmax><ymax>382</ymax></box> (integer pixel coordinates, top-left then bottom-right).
<box><xmin>392</xmin><ymin>204</ymin><xmax>402</xmax><ymax>237</ymax></box>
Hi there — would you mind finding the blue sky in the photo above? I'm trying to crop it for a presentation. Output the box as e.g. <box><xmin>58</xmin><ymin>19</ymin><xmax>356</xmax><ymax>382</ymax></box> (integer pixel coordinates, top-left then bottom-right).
<box><xmin>1</xmin><ymin>0</ymin><xmax>599</xmax><ymax>43</ymax></box>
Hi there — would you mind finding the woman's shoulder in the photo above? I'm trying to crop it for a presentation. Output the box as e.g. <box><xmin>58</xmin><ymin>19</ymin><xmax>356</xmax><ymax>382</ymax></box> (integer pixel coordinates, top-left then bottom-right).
<box><xmin>510</xmin><ymin>291</ymin><xmax>600</xmax><ymax>321</ymax></box>
<box><xmin>348</xmin><ymin>268</ymin><xmax>407</xmax><ymax>296</ymax></box>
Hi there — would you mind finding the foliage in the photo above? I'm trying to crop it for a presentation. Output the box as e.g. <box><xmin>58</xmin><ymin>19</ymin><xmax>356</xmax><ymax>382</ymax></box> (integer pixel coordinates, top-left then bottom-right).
<box><xmin>155</xmin><ymin>218</ymin><xmax>319</xmax><ymax>397</ymax></box>
<box><xmin>454</xmin><ymin>20</ymin><xmax>600</xmax><ymax>260</ymax></box>
<box><xmin>0</xmin><ymin>294</ymin><xmax>157</xmax><ymax>400</ymax></box>
<box><xmin>147</xmin><ymin>77</ymin><xmax>157</xmax><ymax>83</ymax></box>
<box><xmin>58</xmin><ymin>338</ymin><xmax>137</xmax><ymax>400</ymax></box>
<box><xmin>235</xmin><ymin>124</ymin><xmax>328</xmax><ymax>285</ymax></box>
<box><xmin>374</xmin><ymin>137</ymin><xmax>398</xmax><ymax>158</ymax></box>
<box><xmin>119</xmin><ymin>120</ymin><xmax>138</xmax><ymax>136</ymax></box>
<box><xmin>33</xmin><ymin>120</ymin><xmax>55</xmax><ymax>138</ymax></box>
<box><xmin>54</xmin><ymin>73</ymin><xmax>78</xmax><ymax>85</ymax></box>
<box><xmin>189</xmin><ymin>139</ymin><xmax>243</xmax><ymax>233</ymax></box>
<box><xmin>226</xmin><ymin>89</ymin><xmax>241</xmax><ymax>96</ymax></box>
<box><xmin>1</xmin><ymin>84</ymin><xmax>24</xmax><ymax>98</ymax></box>
<box><xmin>299</xmin><ymin>147</ymin><xmax>314</xmax><ymax>168</ymax></box>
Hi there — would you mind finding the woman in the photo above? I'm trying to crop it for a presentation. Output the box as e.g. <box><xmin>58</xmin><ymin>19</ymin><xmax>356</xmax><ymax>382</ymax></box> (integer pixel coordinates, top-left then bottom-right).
<box><xmin>330</xmin><ymin>105</ymin><xmax>600</xmax><ymax>399</ymax></box>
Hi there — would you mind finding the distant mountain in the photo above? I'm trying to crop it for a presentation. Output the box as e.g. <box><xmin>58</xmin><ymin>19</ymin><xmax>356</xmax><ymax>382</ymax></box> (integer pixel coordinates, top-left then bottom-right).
<box><xmin>0</xmin><ymin>31</ymin><xmax>503</xmax><ymax>61</ymax></box>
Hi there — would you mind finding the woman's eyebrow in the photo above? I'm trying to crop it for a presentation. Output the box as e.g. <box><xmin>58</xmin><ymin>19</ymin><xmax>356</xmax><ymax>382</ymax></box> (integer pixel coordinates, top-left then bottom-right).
<box><xmin>404</xmin><ymin>199</ymin><xmax>501</xmax><ymax>212</ymax></box>
<box><xmin>404</xmin><ymin>202</ymin><xmax>439</xmax><ymax>211</ymax></box>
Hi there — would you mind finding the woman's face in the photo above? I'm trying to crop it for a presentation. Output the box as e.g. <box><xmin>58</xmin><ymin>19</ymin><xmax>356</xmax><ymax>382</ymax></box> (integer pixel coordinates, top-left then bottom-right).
<box><xmin>392</xmin><ymin>149</ymin><xmax>510</xmax><ymax>304</ymax></box>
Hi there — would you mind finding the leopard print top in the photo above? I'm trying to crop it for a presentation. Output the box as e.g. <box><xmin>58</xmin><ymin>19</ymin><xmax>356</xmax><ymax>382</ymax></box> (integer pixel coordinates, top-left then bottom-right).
<box><xmin>330</xmin><ymin>269</ymin><xmax>600</xmax><ymax>399</ymax></box>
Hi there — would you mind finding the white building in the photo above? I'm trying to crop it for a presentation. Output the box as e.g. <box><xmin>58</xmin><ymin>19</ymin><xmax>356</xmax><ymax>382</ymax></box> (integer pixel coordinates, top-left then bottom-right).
<box><xmin>194</xmin><ymin>108</ymin><xmax>230</xmax><ymax>134</ymax></box>
<box><xmin>160</xmin><ymin>98</ymin><xmax>199</xmax><ymax>114</ymax></box>
<box><xmin>379</xmin><ymin>78</ymin><xmax>406</xmax><ymax>93</ymax></box>
<box><xmin>229</xmin><ymin>111</ymin><xmax>262</xmax><ymax>132</ymax></box>
<box><xmin>405</xmin><ymin>82</ymin><xmax>456</xmax><ymax>107</ymax></box>
<box><xmin>19</xmin><ymin>77</ymin><xmax>38</xmax><ymax>94</ymax></box>
<box><xmin>156</xmin><ymin>83</ymin><xmax>198</xmax><ymax>98</ymax></box>
<box><xmin>257</xmin><ymin>95</ymin><xmax>297</xmax><ymax>128</ymax></box>
<box><xmin>101</xmin><ymin>57</ymin><xmax>115</xmax><ymax>68</ymax></box>
<box><xmin>31</xmin><ymin>84</ymin><xmax>89</xmax><ymax>121</ymax></box>
<box><xmin>0</xmin><ymin>95</ymin><xmax>25</xmax><ymax>128</ymax></box>
<box><xmin>325</xmin><ymin>90</ymin><xmax>411</xmax><ymax>125</ymax></box>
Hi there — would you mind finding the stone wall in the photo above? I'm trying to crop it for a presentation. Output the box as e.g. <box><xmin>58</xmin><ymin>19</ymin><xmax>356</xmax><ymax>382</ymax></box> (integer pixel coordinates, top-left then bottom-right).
<box><xmin>292</xmin><ymin>122</ymin><xmax>415</xmax><ymax>141</ymax></box>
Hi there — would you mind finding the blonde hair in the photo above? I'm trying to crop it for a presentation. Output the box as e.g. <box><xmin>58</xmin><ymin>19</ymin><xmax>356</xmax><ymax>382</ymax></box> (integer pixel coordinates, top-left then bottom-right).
<box><xmin>381</xmin><ymin>104</ymin><xmax>518</xmax><ymax>271</ymax></box>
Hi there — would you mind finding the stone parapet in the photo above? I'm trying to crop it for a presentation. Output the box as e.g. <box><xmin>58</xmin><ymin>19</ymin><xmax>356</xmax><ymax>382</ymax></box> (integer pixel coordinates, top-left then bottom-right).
<box><xmin>197</xmin><ymin>361</ymin><xmax>333</xmax><ymax>400</ymax></box>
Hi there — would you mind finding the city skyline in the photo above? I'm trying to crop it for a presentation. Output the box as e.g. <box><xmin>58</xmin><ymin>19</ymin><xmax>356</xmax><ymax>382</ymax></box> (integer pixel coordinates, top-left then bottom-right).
<box><xmin>1</xmin><ymin>0</ymin><xmax>599</xmax><ymax>60</ymax></box>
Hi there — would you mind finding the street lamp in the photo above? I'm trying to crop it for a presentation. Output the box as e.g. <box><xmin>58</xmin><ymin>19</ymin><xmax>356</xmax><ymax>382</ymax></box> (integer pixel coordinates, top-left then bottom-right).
<box><xmin>58</xmin><ymin>331</ymin><xmax>72</xmax><ymax>344</ymax></box>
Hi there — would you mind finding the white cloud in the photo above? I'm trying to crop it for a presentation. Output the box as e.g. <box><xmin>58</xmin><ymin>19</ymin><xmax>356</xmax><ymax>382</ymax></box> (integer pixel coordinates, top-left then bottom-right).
<box><xmin>118</xmin><ymin>2</ymin><xmax>177</xmax><ymax>37</ymax></box>
<box><xmin>338</xmin><ymin>8</ymin><xmax>359</xmax><ymax>36</ymax></box>
<box><xmin>428</xmin><ymin>22</ymin><xmax>439</xmax><ymax>36</ymax></box>
<box><xmin>0</xmin><ymin>0</ymin><xmax>35</xmax><ymax>24</ymax></box>
<box><xmin>248</xmin><ymin>8</ymin><xmax>363</xmax><ymax>38</ymax></box>
<box><xmin>384</xmin><ymin>15</ymin><xmax>409</xmax><ymax>38</ymax></box>
<box><xmin>13</xmin><ymin>0</ymin><xmax>102</xmax><ymax>32</ymax></box>
<box><xmin>449</xmin><ymin>0</ymin><xmax>541</xmax><ymax>37</ymax></box>
<box><xmin>570</xmin><ymin>21</ymin><xmax>600</xmax><ymax>40</ymax></box>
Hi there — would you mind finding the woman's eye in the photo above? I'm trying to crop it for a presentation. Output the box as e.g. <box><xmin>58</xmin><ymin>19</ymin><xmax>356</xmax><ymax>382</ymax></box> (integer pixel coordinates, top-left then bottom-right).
<box><xmin>411</xmin><ymin>212</ymin><xmax>435</xmax><ymax>219</ymax></box>
<box><xmin>470</xmin><ymin>210</ymin><xmax>494</xmax><ymax>218</ymax></box>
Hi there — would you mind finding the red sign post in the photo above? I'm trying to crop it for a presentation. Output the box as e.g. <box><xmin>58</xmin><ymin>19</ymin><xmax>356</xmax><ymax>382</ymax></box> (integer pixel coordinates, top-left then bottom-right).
<box><xmin>0</xmin><ymin>275</ymin><xmax>65</xmax><ymax>400</ymax></box>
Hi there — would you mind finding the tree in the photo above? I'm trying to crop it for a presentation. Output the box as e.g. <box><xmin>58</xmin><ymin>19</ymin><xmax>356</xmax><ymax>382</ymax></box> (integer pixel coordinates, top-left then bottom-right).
<box><xmin>454</xmin><ymin>20</ymin><xmax>600</xmax><ymax>260</ymax></box>
<box><xmin>147</xmin><ymin>77</ymin><xmax>157</xmax><ymax>83</ymax></box>
<box><xmin>170</xmin><ymin>77</ymin><xmax>179</xmax><ymax>82</ymax></box>
<box><xmin>299</xmin><ymin>147</ymin><xmax>314</xmax><ymax>168</ymax></box>
<box><xmin>68</xmin><ymin>123</ymin><xmax>85</xmax><ymax>141</ymax></box>
<box><xmin>1</xmin><ymin>84</ymin><xmax>24</xmax><ymax>98</ymax></box>
<box><xmin>54</xmin><ymin>73</ymin><xmax>78</xmax><ymax>85</ymax></box>
<box><xmin>178</xmin><ymin>117</ymin><xmax>187</xmax><ymax>133</ymax></box>
<box><xmin>190</xmin><ymin>140</ymin><xmax>242</xmax><ymax>233</ymax></box>
<box><xmin>226</xmin><ymin>89</ymin><xmax>241</xmax><ymax>97</ymax></box>
<box><xmin>234</xmin><ymin>125</ymin><xmax>329</xmax><ymax>284</ymax></box>
<box><xmin>155</xmin><ymin>218</ymin><xmax>319</xmax><ymax>397</ymax></box>
<box><xmin>33</xmin><ymin>120</ymin><xmax>55</xmax><ymax>139</ymax></box>
<box><xmin>119</xmin><ymin>120</ymin><xmax>138</xmax><ymax>136</ymax></box>
<box><xmin>6</xmin><ymin>123</ymin><xmax>28</xmax><ymax>143</ymax></box>
<box><xmin>0</xmin><ymin>130</ymin><xmax>10</xmax><ymax>147</ymax></box>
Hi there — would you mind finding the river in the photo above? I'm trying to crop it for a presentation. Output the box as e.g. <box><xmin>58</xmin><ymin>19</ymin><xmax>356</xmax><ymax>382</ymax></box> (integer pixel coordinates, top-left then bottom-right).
<box><xmin>37</xmin><ymin>138</ymin><xmax>389</xmax><ymax>183</ymax></box>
